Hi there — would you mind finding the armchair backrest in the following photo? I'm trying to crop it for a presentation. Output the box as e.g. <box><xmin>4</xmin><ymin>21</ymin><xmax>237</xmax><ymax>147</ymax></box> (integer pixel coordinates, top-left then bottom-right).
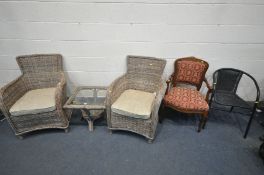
<box><xmin>127</xmin><ymin>55</ymin><xmax>166</xmax><ymax>76</ymax></box>
<box><xmin>126</xmin><ymin>55</ymin><xmax>166</xmax><ymax>92</ymax></box>
<box><xmin>172</xmin><ymin>57</ymin><xmax>209</xmax><ymax>90</ymax></box>
<box><xmin>16</xmin><ymin>54</ymin><xmax>63</xmax><ymax>74</ymax></box>
<box><xmin>16</xmin><ymin>54</ymin><xmax>63</xmax><ymax>90</ymax></box>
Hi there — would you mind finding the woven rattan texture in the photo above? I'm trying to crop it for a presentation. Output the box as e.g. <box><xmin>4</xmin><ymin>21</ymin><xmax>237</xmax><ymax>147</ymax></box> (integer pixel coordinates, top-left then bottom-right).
<box><xmin>106</xmin><ymin>55</ymin><xmax>166</xmax><ymax>141</ymax></box>
<box><xmin>0</xmin><ymin>54</ymin><xmax>69</xmax><ymax>136</ymax></box>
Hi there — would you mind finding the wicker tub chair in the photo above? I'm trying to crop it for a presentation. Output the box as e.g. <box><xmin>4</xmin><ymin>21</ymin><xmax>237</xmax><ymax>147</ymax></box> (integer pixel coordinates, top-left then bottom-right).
<box><xmin>0</xmin><ymin>54</ymin><xmax>70</xmax><ymax>139</ymax></box>
<box><xmin>106</xmin><ymin>55</ymin><xmax>166</xmax><ymax>143</ymax></box>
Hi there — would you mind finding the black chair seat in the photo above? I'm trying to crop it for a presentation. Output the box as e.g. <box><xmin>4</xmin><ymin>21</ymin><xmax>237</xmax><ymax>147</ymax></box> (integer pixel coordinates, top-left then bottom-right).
<box><xmin>214</xmin><ymin>91</ymin><xmax>251</xmax><ymax>109</ymax></box>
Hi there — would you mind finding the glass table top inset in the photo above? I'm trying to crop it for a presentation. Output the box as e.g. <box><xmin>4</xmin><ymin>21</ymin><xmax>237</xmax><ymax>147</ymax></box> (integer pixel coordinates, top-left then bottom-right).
<box><xmin>71</xmin><ymin>88</ymin><xmax>106</xmax><ymax>106</ymax></box>
<box><xmin>64</xmin><ymin>86</ymin><xmax>107</xmax><ymax>109</ymax></box>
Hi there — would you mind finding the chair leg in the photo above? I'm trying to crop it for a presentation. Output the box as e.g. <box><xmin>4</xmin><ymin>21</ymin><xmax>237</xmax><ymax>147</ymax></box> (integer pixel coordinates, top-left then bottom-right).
<box><xmin>159</xmin><ymin>102</ymin><xmax>165</xmax><ymax>123</ymax></box>
<box><xmin>198</xmin><ymin>112</ymin><xmax>208</xmax><ymax>132</ymax></box>
<box><xmin>64</xmin><ymin>127</ymin><xmax>70</xmax><ymax>133</ymax></box>
<box><xmin>209</xmin><ymin>92</ymin><xmax>214</xmax><ymax>107</ymax></box>
<box><xmin>147</xmin><ymin>138</ymin><xmax>153</xmax><ymax>144</ymax></box>
<box><xmin>202</xmin><ymin>111</ymin><xmax>208</xmax><ymax>129</ymax></box>
<box><xmin>16</xmin><ymin>135</ymin><xmax>24</xmax><ymax>140</ymax></box>
<box><xmin>202</xmin><ymin>118</ymin><xmax>208</xmax><ymax>129</ymax></box>
<box><xmin>0</xmin><ymin>117</ymin><xmax>6</xmax><ymax>122</ymax></box>
<box><xmin>243</xmin><ymin>110</ymin><xmax>256</xmax><ymax>139</ymax></box>
<box><xmin>198</xmin><ymin>117</ymin><xmax>203</xmax><ymax>132</ymax></box>
<box><xmin>109</xmin><ymin>129</ymin><xmax>112</xmax><ymax>134</ymax></box>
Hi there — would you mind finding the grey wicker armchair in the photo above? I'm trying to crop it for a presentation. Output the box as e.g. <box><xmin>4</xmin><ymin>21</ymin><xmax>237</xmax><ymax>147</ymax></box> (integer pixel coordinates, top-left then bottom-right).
<box><xmin>106</xmin><ymin>55</ymin><xmax>166</xmax><ymax>143</ymax></box>
<box><xmin>0</xmin><ymin>54</ymin><xmax>70</xmax><ymax>139</ymax></box>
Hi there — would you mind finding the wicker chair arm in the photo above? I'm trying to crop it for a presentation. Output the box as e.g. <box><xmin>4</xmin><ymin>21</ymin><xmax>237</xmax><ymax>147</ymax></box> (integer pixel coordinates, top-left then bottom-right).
<box><xmin>204</xmin><ymin>77</ymin><xmax>213</xmax><ymax>103</ymax></box>
<box><xmin>106</xmin><ymin>74</ymin><xmax>128</xmax><ymax>107</ymax></box>
<box><xmin>0</xmin><ymin>75</ymin><xmax>27</xmax><ymax>117</ymax></box>
<box><xmin>152</xmin><ymin>79</ymin><xmax>166</xmax><ymax>121</ymax></box>
<box><xmin>55</xmin><ymin>72</ymin><xmax>67</xmax><ymax>116</ymax></box>
<box><xmin>106</xmin><ymin>74</ymin><xmax>128</xmax><ymax>126</ymax></box>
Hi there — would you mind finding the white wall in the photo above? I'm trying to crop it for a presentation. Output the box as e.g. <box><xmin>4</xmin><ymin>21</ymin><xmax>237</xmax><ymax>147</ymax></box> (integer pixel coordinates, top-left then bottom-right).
<box><xmin>0</xmin><ymin>0</ymin><xmax>263</xmax><ymax>99</ymax></box>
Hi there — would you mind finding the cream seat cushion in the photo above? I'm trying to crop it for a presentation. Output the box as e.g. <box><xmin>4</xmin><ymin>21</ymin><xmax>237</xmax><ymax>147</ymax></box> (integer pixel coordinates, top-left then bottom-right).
<box><xmin>9</xmin><ymin>88</ymin><xmax>56</xmax><ymax>116</ymax></box>
<box><xmin>111</xmin><ymin>89</ymin><xmax>156</xmax><ymax>119</ymax></box>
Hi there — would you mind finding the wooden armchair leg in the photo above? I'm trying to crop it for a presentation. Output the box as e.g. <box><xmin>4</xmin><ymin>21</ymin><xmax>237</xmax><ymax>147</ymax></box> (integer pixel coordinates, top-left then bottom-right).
<box><xmin>198</xmin><ymin>111</ymin><xmax>208</xmax><ymax>132</ymax></box>
<box><xmin>202</xmin><ymin>111</ymin><xmax>209</xmax><ymax>129</ymax></box>
<box><xmin>198</xmin><ymin>118</ymin><xmax>203</xmax><ymax>132</ymax></box>
<box><xmin>202</xmin><ymin>118</ymin><xmax>208</xmax><ymax>129</ymax></box>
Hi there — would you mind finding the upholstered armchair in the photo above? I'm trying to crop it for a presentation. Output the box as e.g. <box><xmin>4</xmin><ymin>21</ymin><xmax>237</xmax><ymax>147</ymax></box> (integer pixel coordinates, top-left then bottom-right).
<box><xmin>106</xmin><ymin>56</ymin><xmax>166</xmax><ymax>143</ymax></box>
<box><xmin>0</xmin><ymin>54</ymin><xmax>70</xmax><ymax>139</ymax></box>
<box><xmin>162</xmin><ymin>57</ymin><xmax>212</xmax><ymax>132</ymax></box>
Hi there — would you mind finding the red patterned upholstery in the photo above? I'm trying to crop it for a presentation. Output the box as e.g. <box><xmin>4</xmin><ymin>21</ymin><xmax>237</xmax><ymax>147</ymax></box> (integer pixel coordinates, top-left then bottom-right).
<box><xmin>175</xmin><ymin>60</ymin><xmax>207</xmax><ymax>86</ymax></box>
<box><xmin>164</xmin><ymin>87</ymin><xmax>209</xmax><ymax>112</ymax></box>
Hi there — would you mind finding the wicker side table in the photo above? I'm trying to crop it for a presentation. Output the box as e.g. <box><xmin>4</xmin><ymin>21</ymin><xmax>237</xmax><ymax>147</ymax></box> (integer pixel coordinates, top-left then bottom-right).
<box><xmin>64</xmin><ymin>86</ymin><xmax>107</xmax><ymax>131</ymax></box>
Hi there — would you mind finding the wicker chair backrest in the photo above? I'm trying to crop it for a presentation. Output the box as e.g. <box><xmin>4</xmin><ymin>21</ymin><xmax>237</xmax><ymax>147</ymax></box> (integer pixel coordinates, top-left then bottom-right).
<box><xmin>126</xmin><ymin>55</ymin><xmax>166</xmax><ymax>92</ymax></box>
<box><xmin>16</xmin><ymin>54</ymin><xmax>63</xmax><ymax>74</ymax></box>
<box><xmin>16</xmin><ymin>54</ymin><xmax>63</xmax><ymax>90</ymax></box>
<box><xmin>127</xmin><ymin>55</ymin><xmax>166</xmax><ymax>77</ymax></box>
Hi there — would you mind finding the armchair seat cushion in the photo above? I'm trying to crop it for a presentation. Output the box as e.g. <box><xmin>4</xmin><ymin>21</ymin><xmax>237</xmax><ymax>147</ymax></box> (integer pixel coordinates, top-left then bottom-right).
<box><xmin>164</xmin><ymin>87</ymin><xmax>209</xmax><ymax>112</ymax></box>
<box><xmin>111</xmin><ymin>89</ymin><xmax>156</xmax><ymax>119</ymax></box>
<box><xmin>9</xmin><ymin>88</ymin><xmax>56</xmax><ymax>116</ymax></box>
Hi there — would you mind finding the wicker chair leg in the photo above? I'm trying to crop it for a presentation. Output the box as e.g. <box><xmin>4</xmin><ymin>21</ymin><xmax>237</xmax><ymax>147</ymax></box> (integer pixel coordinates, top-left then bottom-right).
<box><xmin>108</xmin><ymin>129</ymin><xmax>112</xmax><ymax>134</ymax></box>
<box><xmin>147</xmin><ymin>138</ymin><xmax>153</xmax><ymax>144</ymax></box>
<box><xmin>16</xmin><ymin>135</ymin><xmax>24</xmax><ymax>140</ymax></box>
<box><xmin>64</xmin><ymin>128</ymin><xmax>70</xmax><ymax>133</ymax></box>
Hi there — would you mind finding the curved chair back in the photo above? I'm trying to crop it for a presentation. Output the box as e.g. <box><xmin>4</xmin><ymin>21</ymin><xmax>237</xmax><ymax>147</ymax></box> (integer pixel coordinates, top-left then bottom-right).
<box><xmin>213</xmin><ymin>69</ymin><xmax>242</xmax><ymax>93</ymax></box>
<box><xmin>213</xmin><ymin>68</ymin><xmax>260</xmax><ymax>102</ymax></box>
<box><xmin>172</xmin><ymin>56</ymin><xmax>209</xmax><ymax>90</ymax></box>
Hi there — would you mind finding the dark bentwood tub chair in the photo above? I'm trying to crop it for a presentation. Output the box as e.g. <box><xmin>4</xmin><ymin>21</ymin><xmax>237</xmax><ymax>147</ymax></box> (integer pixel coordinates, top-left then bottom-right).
<box><xmin>209</xmin><ymin>68</ymin><xmax>260</xmax><ymax>138</ymax></box>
